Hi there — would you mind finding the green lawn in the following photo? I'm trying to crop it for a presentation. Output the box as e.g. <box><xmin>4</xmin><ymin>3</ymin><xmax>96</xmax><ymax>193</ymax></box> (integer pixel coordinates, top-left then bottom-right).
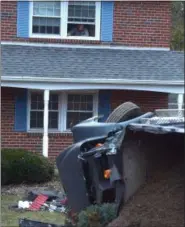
<box><xmin>1</xmin><ymin>194</ymin><xmax>66</xmax><ymax>227</ymax></box>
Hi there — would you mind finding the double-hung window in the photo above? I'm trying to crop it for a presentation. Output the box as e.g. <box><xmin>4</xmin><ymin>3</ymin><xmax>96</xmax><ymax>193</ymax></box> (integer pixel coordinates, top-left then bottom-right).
<box><xmin>67</xmin><ymin>1</ymin><xmax>96</xmax><ymax>37</ymax></box>
<box><xmin>66</xmin><ymin>94</ymin><xmax>95</xmax><ymax>129</ymax></box>
<box><xmin>32</xmin><ymin>2</ymin><xmax>61</xmax><ymax>35</ymax></box>
<box><xmin>28</xmin><ymin>91</ymin><xmax>98</xmax><ymax>132</ymax></box>
<box><xmin>29</xmin><ymin>92</ymin><xmax>59</xmax><ymax>130</ymax></box>
<box><xmin>30</xmin><ymin>1</ymin><xmax>101</xmax><ymax>40</ymax></box>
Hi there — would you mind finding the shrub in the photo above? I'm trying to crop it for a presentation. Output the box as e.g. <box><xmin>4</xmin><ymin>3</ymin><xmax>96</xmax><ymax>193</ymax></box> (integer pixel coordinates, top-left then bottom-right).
<box><xmin>77</xmin><ymin>203</ymin><xmax>117</xmax><ymax>227</ymax></box>
<box><xmin>2</xmin><ymin>148</ymin><xmax>54</xmax><ymax>185</ymax></box>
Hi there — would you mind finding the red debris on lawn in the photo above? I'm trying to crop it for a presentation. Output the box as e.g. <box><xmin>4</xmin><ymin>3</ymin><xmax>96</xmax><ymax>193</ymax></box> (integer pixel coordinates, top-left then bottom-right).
<box><xmin>29</xmin><ymin>195</ymin><xmax>48</xmax><ymax>211</ymax></box>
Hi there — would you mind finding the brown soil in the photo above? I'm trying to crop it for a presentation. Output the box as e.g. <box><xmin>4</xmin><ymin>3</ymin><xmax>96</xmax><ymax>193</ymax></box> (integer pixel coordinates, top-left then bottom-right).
<box><xmin>108</xmin><ymin>164</ymin><xmax>184</xmax><ymax>227</ymax></box>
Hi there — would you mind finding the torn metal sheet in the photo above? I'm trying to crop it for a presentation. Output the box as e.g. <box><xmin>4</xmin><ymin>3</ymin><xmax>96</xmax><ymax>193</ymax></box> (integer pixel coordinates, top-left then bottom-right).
<box><xmin>128</xmin><ymin>122</ymin><xmax>184</xmax><ymax>134</ymax></box>
<box><xmin>127</xmin><ymin>109</ymin><xmax>184</xmax><ymax>134</ymax></box>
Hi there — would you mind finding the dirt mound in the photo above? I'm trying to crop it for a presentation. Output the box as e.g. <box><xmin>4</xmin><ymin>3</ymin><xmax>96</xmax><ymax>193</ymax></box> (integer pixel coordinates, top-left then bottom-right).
<box><xmin>108</xmin><ymin>164</ymin><xmax>184</xmax><ymax>227</ymax></box>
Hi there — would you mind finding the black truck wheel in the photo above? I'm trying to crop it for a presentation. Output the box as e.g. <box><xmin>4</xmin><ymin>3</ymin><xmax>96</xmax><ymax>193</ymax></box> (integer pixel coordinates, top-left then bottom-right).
<box><xmin>106</xmin><ymin>102</ymin><xmax>141</xmax><ymax>123</ymax></box>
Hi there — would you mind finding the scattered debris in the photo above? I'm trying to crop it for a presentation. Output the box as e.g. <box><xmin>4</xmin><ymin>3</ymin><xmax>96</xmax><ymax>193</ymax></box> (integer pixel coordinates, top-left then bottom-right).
<box><xmin>19</xmin><ymin>218</ymin><xmax>71</xmax><ymax>227</ymax></box>
<box><xmin>9</xmin><ymin>190</ymin><xmax>68</xmax><ymax>214</ymax></box>
<box><xmin>27</xmin><ymin>190</ymin><xmax>63</xmax><ymax>202</ymax></box>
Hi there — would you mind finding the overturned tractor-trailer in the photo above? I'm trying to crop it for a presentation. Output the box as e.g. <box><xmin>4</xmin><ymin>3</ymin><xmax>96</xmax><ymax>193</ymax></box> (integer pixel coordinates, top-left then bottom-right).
<box><xmin>56</xmin><ymin>102</ymin><xmax>184</xmax><ymax>215</ymax></box>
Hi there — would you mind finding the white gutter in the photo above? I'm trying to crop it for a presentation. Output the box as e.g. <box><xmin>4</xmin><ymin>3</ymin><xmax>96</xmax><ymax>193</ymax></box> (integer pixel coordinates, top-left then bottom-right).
<box><xmin>1</xmin><ymin>76</ymin><xmax>184</xmax><ymax>86</ymax></box>
<box><xmin>1</xmin><ymin>41</ymin><xmax>171</xmax><ymax>51</ymax></box>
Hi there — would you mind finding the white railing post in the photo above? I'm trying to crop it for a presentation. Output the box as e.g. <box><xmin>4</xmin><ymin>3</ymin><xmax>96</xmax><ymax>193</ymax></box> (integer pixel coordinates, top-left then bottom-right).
<box><xmin>43</xmin><ymin>89</ymin><xmax>50</xmax><ymax>157</ymax></box>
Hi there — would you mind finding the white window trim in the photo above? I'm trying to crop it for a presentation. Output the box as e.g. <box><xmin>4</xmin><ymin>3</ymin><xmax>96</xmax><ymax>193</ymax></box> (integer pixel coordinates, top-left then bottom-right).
<box><xmin>27</xmin><ymin>90</ymin><xmax>99</xmax><ymax>133</ymax></box>
<box><xmin>27</xmin><ymin>90</ymin><xmax>61</xmax><ymax>133</ymax></box>
<box><xmin>168</xmin><ymin>93</ymin><xmax>184</xmax><ymax>109</ymax></box>
<box><xmin>29</xmin><ymin>1</ymin><xmax>101</xmax><ymax>41</ymax></box>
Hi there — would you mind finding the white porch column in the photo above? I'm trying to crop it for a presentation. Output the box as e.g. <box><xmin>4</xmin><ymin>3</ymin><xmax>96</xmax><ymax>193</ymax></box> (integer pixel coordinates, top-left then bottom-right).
<box><xmin>43</xmin><ymin>89</ymin><xmax>50</xmax><ymax>157</ymax></box>
<box><xmin>177</xmin><ymin>93</ymin><xmax>184</xmax><ymax>110</ymax></box>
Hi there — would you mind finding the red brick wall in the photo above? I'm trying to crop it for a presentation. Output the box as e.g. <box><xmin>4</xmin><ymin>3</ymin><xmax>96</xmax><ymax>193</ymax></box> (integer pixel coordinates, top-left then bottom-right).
<box><xmin>1</xmin><ymin>1</ymin><xmax>171</xmax><ymax>47</ymax></box>
<box><xmin>111</xmin><ymin>90</ymin><xmax>168</xmax><ymax>112</ymax></box>
<box><xmin>1</xmin><ymin>87</ymin><xmax>73</xmax><ymax>160</ymax></box>
<box><xmin>113</xmin><ymin>1</ymin><xmax>171</xmax><ymax>48</ymax></box>
<box><xmin>1</xmin><ymin>1</ymin><xmax>17</xmax><ymax>40</ymax></box>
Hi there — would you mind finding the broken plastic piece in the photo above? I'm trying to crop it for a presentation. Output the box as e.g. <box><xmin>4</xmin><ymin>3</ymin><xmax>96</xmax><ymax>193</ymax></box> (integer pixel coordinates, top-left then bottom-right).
<box><xmin>61</xmin><ymin>198</ymin><xmax>68</xmax><ymax>205</ymax></box>
<box><xmin>29</xmin><ymin>195</ymin><xmax>48</xmax><ymax>211</ymax></box>
<box><xmin>18</xmin><ymin>201</ymin><xmax>31</xmax><ymax>209</ymax></box>
<box><xmin>104</xmin><ymin>169</ymin><xmax>111</xmax><ymax>179</ymax></box>
<box><xmin>95</xmin><ymin>143</ymin><xmax>103</xmax><ymax>147</ymax></box>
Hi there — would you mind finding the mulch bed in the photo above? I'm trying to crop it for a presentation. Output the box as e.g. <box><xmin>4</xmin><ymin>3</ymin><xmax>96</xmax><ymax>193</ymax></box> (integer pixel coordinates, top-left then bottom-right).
<box><xmin>1</xmin><ymin>180</ymin><xmax>63</xmax><ymax>195</ymax></box>
<box><xmin>108</xmin><ymin>163</ymin><xmax>184</xmax><ymax>227</ymax></box>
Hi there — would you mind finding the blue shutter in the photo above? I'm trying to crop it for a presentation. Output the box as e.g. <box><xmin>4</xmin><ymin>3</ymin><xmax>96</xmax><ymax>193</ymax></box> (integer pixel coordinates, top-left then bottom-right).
<box><xmin>14</xmin><ymin>89</ymin><xmax>28</xmax><ymax>132</ymax></box>
<box><xmin>17</xmin><ymin>1</ymin><xmax>29</xmax><ymax>38</ymax></box>
<box><xmin>98</xmin><ymin>90</ymin><xmax>111</xmax><ymax>122</ymax></box>
<box><xmin>101</xmin><ymin>1</ymin><xmax>114</xmax><ymax>42</ymax></box>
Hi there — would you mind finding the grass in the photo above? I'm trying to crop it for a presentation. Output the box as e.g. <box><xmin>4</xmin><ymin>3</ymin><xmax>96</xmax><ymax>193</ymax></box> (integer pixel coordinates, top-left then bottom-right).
<box><xmin>1</xmin><ymin>194</ymin><xmax>66</xmax><ymax>227</ymax></box>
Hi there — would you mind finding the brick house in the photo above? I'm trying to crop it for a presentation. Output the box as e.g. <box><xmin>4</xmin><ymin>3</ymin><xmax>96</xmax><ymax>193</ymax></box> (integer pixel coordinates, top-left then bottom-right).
<box><xmin>1</xmin><ymin>1</ymin><xmax>184</xmax><ymax>159</ymax></box>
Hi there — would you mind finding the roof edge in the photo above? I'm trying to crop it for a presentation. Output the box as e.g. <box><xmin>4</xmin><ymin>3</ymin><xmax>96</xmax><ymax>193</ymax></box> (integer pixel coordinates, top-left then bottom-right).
<box><xmin>2</xmin><ymin>76</ymin><xmax>184</xmax><ymax>86</ymax></box>
<box><xmin>1</xmin><ymin>41</ymin><xmax>171</xmax><ymax>51</ymax></box>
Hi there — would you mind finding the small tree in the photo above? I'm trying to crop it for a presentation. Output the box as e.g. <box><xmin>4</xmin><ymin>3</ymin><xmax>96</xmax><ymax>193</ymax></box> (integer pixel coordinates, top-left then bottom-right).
<box><xmin>171</xmin><ymin>2</ymin><xmax>184</xmax><ymax>51</ymax></box>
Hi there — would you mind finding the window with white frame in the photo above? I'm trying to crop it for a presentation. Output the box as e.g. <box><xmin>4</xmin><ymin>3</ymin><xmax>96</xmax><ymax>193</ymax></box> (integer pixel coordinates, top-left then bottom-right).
<box><xmin>67</xmin><ymin>1</ymin><xmax>96</xmax><ymax>37</ymax></box>
<box><xmin>28</xmin><ymin>91</ymin><xmax>98</xmax><ymax>131</ymax></box>
<box><xmin>29</xmin><ymin>92</ymin><xmax>59</xmax><ymax>130</ymax></box>
<box><xmin>30</xmin><ymin>1</ymin><xmax>101</xmax><ymax>40</ymax></box>
<box><xmin>32</xmin><ymin>2</ymin><xmax>61</xmax><ymax>35</ymax></box>
<box><xmin>66</xmin><ymin>94</ymin><xmax>95</xmax><ymax>129</ymax></box>
<box><xmin>168</xmin><ymin>93</ymin><xmax>184</xmax><ymax>109</ymax></box>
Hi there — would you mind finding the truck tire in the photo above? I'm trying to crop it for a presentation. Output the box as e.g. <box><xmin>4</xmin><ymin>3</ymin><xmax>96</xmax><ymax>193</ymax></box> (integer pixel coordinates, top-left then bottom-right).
<box><xmin>106</xmin><ymin>102</ymin><xmax>141</xmax><ymax>123</ymax></box>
